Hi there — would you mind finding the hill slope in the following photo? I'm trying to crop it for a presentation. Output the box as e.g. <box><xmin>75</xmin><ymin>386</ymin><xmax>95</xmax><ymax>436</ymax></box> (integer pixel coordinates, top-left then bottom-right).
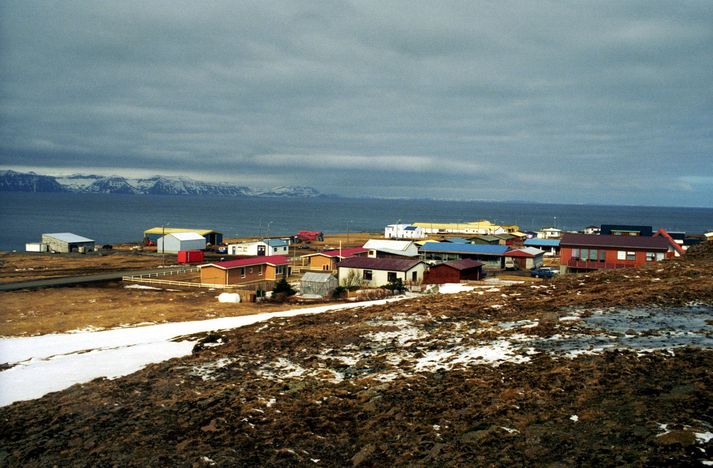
<box><xmin>1</xmin><ymin>248</ymin><xmax>712</xmax><ymax>466</ymax></box>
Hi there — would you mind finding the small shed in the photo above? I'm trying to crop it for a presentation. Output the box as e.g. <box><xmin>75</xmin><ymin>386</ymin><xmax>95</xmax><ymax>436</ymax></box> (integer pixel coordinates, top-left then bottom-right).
<box><xmin>423</xmin><ymin>259</ymin><xmax>484</xmax><ymax>284</ymax></box>
<box><xmin>177</xmin><ymin>250</ymin><xmax>205</xmax><ymax>264</ymax></box>
<box><xmin>41</xmin><ymin>233</ymin><xmax>95</xmax><ymax>253</ymax></box>
<box><xmin>300</xmin><ymin>272</ymin><xmax>338</xmax><ymax>297</ymax></box>
<box><xmin>158</xmin><ymin>232</ymin><xmax>206</xmax><ymax>254</ymax></box>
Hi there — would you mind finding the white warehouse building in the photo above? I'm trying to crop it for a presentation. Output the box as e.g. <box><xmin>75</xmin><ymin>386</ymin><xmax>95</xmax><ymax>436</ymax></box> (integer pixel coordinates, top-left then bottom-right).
<box><xmin>157</xmin><ymin>232</ymin><xmax>206</xmax><ymax>253</ymax></box>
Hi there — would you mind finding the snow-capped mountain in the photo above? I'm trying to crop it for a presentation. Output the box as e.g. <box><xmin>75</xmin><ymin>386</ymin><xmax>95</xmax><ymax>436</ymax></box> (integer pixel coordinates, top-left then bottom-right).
<box><xmin>0</xmin><ymin>171</ymin><xmax>323</xmax><ymax>198</ymax></box>
<box><xmin>0</xmin><ymin>170</ymin><xmax>68</xmax><ymax>193</ymax></box>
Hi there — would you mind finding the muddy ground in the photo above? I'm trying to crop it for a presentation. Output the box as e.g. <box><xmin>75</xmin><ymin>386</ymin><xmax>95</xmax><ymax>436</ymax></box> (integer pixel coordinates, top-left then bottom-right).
<box><xmin>1</xmin><ymin>242</ymin><xmax>712</xmax><ymax>466</ymax></box>
<box><xmin>0</xmin><ymin>251</ymin><xmax>167</xmax><ymax>283</ymax></box>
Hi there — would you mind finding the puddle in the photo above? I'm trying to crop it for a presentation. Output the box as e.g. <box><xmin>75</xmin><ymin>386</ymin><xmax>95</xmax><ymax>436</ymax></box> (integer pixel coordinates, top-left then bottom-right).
<box><xmin>531</xmin><ymin>306</ymin><xmax>713</xmax><ymax>353</ymax></box>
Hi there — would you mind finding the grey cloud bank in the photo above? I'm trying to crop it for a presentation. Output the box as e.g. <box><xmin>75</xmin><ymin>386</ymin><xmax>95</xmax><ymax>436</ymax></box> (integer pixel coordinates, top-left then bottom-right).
<box><xmin>1</xmin><ymin>1</ymin><xmax>712</xmax><ymax>206</ymax></box>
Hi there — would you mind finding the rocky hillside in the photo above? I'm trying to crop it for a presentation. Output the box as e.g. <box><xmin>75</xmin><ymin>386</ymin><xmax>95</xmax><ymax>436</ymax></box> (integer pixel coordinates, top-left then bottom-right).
<box><xmin>0</xmin><ymin>170</ymin><xmax>322</xmax><ymax>198</ymax></box>
<box><xmin>1</xmin><ymin>247</ymin><xmax>712</xmax><ymax>466</ymax></box>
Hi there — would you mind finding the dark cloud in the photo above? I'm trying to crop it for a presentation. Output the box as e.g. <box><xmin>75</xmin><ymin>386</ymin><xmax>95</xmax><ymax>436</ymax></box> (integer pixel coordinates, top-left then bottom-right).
<box><xmin>1</xmin><ymin>1</ymin><xmax>712</xmax><ymax>206</ymax></box>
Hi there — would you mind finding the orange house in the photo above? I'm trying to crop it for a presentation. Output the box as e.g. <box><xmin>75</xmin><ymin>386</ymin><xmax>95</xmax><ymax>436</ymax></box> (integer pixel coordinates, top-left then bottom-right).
<box><xmin>199</xmin><ymin>255</ymin><xmax>290</xmax><ymax>285</ymax></box>
<box><xmin>301</xmin><ymin>248</ymin><xmax>368</xmax><ymax>272</ymax></box>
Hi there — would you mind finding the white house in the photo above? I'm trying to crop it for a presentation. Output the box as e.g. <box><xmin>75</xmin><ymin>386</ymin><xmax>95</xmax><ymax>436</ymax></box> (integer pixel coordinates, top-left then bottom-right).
<box><xmin>337</xmin><ymin>257</ymin><xmax>426</xmax><ymax>288</ymax></box>
<box><xmin>157</xmin><ymin>232</ymin><xmax>206</xmax><ymax>253</ymax></box>
<box><xmin>227</xmin><ymin>238</ymin><xmax>289</xmax><ymax>256</ymax></box>
<box><xmin>384</xmin><ymin>224</ymin><xmax>427</xmax><ymax>239</ymax></box>
<box><xmin>537</xmin><ymin>227</ymin><xmax>563</xmax><ymax>240</ymax></box>
<box><xmin>363</xmin><ymin>239</ymin><xmax>419</xmax><ymax>258</ymax></box>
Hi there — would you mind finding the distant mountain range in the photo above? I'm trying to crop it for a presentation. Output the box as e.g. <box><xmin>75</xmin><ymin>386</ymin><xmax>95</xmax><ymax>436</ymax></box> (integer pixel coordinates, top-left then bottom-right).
<box><xmin>0</xmin><ymin>170</ymin><xmax>323</xmax><ymax>198</ymax></box>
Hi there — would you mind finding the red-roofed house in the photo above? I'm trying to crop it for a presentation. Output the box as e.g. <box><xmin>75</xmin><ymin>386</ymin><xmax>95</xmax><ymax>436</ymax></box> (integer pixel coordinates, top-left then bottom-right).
<box><xmin>301</xmin><ymin>248</ymin><xmax>368</xmax><ymax>272</ymax></box>
<box><xmin>423</xmin><ymin>259</ymin><xmax>484</xmax><ymax>284</ymax></box>
<box><xmin>559</xmin><ymin>233</ymin><xmax>671</xmax><ymax>273</ymax></box>
<box><xmin>503</xmin><ymin>247</ymin><xmax>545</xmax><ymax>270</ymax></box>
<box><xmin>199</xmin><ymin>255</ymin><xmax>290</xmax><ymax>285</ymax></box>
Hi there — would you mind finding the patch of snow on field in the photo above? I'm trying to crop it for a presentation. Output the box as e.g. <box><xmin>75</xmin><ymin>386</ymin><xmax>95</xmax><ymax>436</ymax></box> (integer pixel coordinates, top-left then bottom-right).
<box><xmin>0</xmin><ymin>296</ymin><xmax>408</xmax><ymax>406</ymax></box>
<box><xmin>414</xmin><ymin>341</ymin><xmax>527</xmax><ymax>371</ymax></box>
<box><xmin>124</xmin><ymin>284</ymin><xmax>163</xmax><ymax>290</ymax></box>
<box><xmin>438</xmin><ymin>283</ymin><xmax>476</xmax><ymax>294</ymax></box>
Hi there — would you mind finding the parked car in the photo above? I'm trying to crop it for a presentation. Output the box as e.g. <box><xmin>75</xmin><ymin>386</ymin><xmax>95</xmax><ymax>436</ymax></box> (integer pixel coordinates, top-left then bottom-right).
<box><xmin>531</xmin><ymin>267</ymin><xmax>555</xmax><ymax>278</ymax></box>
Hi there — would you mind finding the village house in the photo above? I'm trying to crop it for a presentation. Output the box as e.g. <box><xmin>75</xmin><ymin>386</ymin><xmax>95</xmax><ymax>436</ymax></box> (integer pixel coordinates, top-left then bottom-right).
<box><xmin>300</xmin><ymin>247</ymin><xmax>368</xmax><ymax>272</ymax></box>
<box><xmin>600</xmin><ymin>224</ymin><xmax>653</xmax><ymax>236</ymax></box>
<box><xmin>227</xmin><ymin>238</ymin><xmax>289</xmax><ymax>256</ymax></box>
<box><xmin>524</xmin><ymin>238</ymin><xmax>560</xmax><ymax>257</ymax></box>
<box><xmin>504</xmin><ymin>247</ymin><xmax>546</xmax><ymax>270</ymax></box>
<box><xmin>199</xmin><ymin>255</ymin><xmax>290</xmax><ymax>285</ymax></box>
<box><xmin>144</xmin><ymin>227</ymin><xmax>223</xmax><ymax>246</ymax></box>
<box><xmin>419</xmin><ymin>242</ymin><xmax>510</xmax><ymax>269</ymax></box>
<box><xmin>157</xmin><ymin>232</ymin><xmax>206</xmax><ymax>254</ymax></box>
<box><xmin>363</xmin><ymin>239</ymin><xmax>419</xmax><ymax>258</ymax></box>
<box><xmin>337</xmin><ymin>257</ymin><xmax>426</xmax><ymax>288</ymax></box>
<box><xmin>559</xmin><ymin>233</ymin><xmax>671</xmax><ymax>274</ymax></box>
<box><xmin>422</xmin><ymin>259</ymin><xmax>484</xmax><ymax>284</ymax></box>
<box><xmin>384</xmin><ymin>224</ymin><xmax>427</xmax><ymax>239</ymax></box>
<box><xmin>537</xmin><ymin>227</ymin><xmax>562</xmax><ymax>240</ymax></box>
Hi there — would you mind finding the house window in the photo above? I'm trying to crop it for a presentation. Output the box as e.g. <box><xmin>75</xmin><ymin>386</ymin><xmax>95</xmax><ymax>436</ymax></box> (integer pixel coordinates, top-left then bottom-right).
<box><xmin>656</xmin><ymin>252</ymin><xmax>665</xmax><ymax>261</ymax></box>
<box><xmin>258</xmin><ymin>265</ymin><xmax>264</xmax><ymax>275</ymax></box>
<box><xmin>276</xmin><ymin>266</ymin><xmax>284</xmax><ymax>275</ymax></box>
<box><xmin>363</xmin><ymin>270</ymin><xmax>373</xmax><ymax>281</ymax></box>
<box><xmin>599</xmin><ymin>250</ymin><xmax>606</xmax><ymax>262</ymax></box>
<box><xmin>323</xmin><ymin>264</ymin><xmax>330</xmax><ymax>271</ymax></box>
<box><xmin>588</xmin><ymin>249</ymin><xmax>598</xmax><ymax>261</ymax></box>
<box><xmin>387</xmin><ymin>272</ymin><xmax>397</xmax><ymax>282</ymax></box>
<box><xmin>646</xmin><ymin>252</ymin><xmax>656</xmax><ymax>262</ymax></box>
<box><xmin>572</xmin><ymin>248</ymin><xmax>580</xmax><ymax>260</ymax></box>
<box><xmin>617</xmin><ymin>251</ymin><xmax>626</xmax><ymax>260</ymax></box>
<box><xmin>240</xmin><ymin>267</ymin><xmax>246</xmax><ymax>278</ymax></box>
<box><xmin>248</xmin><ymin>267</ymin><xmax>253</xmax><ymax>274</ymax></box>
<box><xmin>626</xmin><ymin>251</ymin><xmax>636</xmax><ymax>261</ymax></box>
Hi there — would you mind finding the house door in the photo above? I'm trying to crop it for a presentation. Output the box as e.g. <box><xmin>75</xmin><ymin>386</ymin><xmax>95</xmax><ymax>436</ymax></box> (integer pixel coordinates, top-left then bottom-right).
<box><xmin>257</xmin><ymin>245</ymin><xmax>266</xmax><ymax>256</ymax></box>
<box><xmin>412</xmin><ymin>271</ymin><xmax>418</xmax><ymax>283</ymax></box>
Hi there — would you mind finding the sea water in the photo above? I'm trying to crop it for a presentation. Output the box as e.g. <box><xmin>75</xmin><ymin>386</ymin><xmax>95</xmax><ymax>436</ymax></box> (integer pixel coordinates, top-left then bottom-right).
<box><xmin>0</xmin><ymin>192</ymin><xmax>711</xmax><ymax>250</ymax></box>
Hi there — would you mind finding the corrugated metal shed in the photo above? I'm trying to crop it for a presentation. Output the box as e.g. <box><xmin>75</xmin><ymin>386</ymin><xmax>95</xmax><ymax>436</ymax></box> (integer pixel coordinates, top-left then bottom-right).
<box><xmin>170</xmin><ymin>232</ymin><xmax>205</xmax><ymax>241</ymax></box>
<box><xmin>43</xmin><ymin>232</ymin><xmax>94</xmax><ymax>243</ymax></box>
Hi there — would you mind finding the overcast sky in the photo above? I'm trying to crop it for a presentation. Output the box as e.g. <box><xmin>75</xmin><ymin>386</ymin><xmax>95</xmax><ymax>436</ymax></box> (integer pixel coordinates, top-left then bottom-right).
<box><xmin>1</xmin><ymin>1</ymin><xmax>712</xmax><ymax>206</ymax></box>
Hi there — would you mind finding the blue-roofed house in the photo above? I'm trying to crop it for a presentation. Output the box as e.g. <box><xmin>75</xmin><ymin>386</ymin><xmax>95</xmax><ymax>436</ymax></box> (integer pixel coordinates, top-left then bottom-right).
<box><xmin>419</xmin><ymin>242</ymin><xmax>510</xmax><ymax>268</ymax></box>
<box><xmin>524</xmin><ymin>238</ymin><xmax>560</xmax><ymax>257</ymax></box>
<box><xmin>227</xmin><ymin>238</ymin><xmax>290</xmax><ymax>256</ymax></box>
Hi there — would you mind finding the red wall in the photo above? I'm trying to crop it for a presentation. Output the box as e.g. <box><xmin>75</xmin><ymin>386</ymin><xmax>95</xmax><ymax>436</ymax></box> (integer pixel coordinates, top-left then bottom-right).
<box><xmin>423</xmin><ymin>265</ymin><xmax>482</xmax><ymax>284</ymax></box>
<box><xmin>560</xmin><ymin>246</ymin><xmax>657</xmax><ymax>268</ymax></box>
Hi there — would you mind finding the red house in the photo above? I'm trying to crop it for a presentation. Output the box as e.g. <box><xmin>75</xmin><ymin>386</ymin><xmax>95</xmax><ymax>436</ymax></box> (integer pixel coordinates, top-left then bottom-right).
<box><xmin>423</xmin><ymin>259</ymin><xmax>484</xmax><ymax>284</ymax></box>
<box><xmin>559</xmin><ymin>233</ymin><xmax>671</xmax><ymax>273</ymax></box>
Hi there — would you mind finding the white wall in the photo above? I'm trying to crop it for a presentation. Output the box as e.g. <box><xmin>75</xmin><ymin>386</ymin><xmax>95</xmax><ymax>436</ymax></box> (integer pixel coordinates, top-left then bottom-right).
<box><xmin>158</xmin><ymin>236</ymin><xmax>206</xmax><ymax>253</ymax></box>
<box><xmin>338</xmin><ymin>264</ymin><xmax>426</xmax><ymax>287</ymax></box>
<box><xmin>227</xmin><ymin>241</ymin><xmax>289</xmax><ymax>256</ymax></box>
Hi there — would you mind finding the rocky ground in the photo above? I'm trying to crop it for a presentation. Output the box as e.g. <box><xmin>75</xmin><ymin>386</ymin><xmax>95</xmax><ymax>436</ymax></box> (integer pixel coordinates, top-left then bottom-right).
<box><xmin>1</xmin><ymin>242</ymin><xmax>712</xmax><ymax>466</ymax></box>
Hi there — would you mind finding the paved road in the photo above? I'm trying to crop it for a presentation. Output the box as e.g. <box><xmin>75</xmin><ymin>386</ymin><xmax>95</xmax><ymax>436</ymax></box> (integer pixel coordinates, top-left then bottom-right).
<box><xmin>0</xmin><ymin>267</ymin><xmax>193</xmax><ymax>291</ymax></box>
